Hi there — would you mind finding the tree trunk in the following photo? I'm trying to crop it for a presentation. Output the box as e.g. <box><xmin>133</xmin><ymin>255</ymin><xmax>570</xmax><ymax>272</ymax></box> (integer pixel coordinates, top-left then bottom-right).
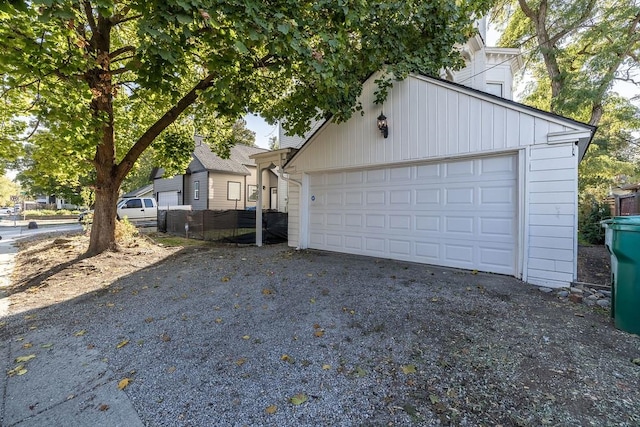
<box><xmin>86</xmin><ymin>15</ymin><xmax>119</xmax><ymax>256</ymax></box>
<box><xmin>87</xmin><ymin>179</ymin><xmax>120</xmax><ymax>256</ymax></box>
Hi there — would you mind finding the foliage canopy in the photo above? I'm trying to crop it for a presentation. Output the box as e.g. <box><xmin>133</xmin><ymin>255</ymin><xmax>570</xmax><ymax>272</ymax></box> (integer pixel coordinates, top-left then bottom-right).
<box><xmin>1</xmin><ymin>0</ymin><xmax>491</xmax><ymax>254</ymax></box>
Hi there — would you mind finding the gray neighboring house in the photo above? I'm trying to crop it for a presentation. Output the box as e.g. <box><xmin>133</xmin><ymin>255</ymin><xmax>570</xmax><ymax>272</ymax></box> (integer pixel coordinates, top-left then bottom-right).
<box><xmin>153</xmin><ymin>137</ymin><xmax>279</xmax><ymax>211</ymax></box>
<box><xmin>121</xmin><ymin>184</ymin><xmax>154</xmax><ymax>199</ymax></box>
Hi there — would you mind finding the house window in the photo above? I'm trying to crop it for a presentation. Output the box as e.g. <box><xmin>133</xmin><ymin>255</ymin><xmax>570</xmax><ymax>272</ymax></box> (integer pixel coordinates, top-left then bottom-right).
<box><xmin>486</xmin><ymin>82</ymin><xmax>503</xmax><ymax>97</ymax></box>
<box><xmin>247</xmin><ymin>185</ymin><xmax>258</xmax><ymax>202</ymax></box>
<box><xmin>227</xmin><ymin>181</ymin><xmax>241</xmax><ymax>201</ymax></box>
<box><xmin>194</xmin><ymin>181</ymin><xmax>200</xmax><ymax>200</ymax></box>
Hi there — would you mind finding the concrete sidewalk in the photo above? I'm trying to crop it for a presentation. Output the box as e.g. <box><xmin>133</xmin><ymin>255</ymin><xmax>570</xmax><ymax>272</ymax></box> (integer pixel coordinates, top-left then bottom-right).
<box><xmin>0</xmin><ymin>232</ymin><xmax>144</xmax><ymax>427</ymax></box>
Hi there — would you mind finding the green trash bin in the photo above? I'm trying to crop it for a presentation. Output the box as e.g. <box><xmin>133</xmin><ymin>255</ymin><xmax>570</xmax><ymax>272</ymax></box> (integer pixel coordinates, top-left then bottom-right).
<box><xmin>602</xmin><ymin>216</ymin><xmax>640</xmax><ymax>335</ymax></box>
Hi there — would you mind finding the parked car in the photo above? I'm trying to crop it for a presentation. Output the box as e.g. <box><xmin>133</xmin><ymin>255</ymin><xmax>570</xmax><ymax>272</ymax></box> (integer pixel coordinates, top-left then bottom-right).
<box><xmin>78</xmin><ymin>209</ymin><xmax>94</xmax><ymax>222</ymax></box>
<box><xmin>1</xmin><ymin>207</ymin><xmax>12</xmax><ymax>214</ymax></box>
<box><xmin>116</xmin><ymin>197</ymin><xmax>158</xmax><ymax>222</ymax></box>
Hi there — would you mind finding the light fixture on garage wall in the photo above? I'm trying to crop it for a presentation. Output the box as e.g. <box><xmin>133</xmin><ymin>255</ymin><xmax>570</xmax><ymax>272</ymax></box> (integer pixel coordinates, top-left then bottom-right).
<box><xmin>377</xmin><ymin>112</ymin><xmax>389</xmax><ymax>138</ymax></box>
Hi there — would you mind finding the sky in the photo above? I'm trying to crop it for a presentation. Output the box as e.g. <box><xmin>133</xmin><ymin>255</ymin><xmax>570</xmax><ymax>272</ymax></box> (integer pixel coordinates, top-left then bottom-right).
<box><xmin>245</xmin><ymin>114</ymin><xmax>278</xmax><ymax>149</ymax></box>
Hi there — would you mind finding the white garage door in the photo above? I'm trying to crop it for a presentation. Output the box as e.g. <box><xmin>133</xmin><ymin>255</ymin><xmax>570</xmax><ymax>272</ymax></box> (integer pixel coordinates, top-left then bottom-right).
<box><xmin>157</xmin><ymin>191</ymin><xmax>179</xmax><ymax>208</ymax></box>
<box><xmin>308</xmin><ymin>155</ymin><xmax>517</xmax><ymax>275</ymax></box>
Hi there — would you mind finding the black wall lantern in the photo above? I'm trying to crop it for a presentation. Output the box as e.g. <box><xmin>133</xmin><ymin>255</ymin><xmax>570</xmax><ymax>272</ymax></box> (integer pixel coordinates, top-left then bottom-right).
<box><xmin>377</xmin><ymin>112</ymin><xmax>389</xmax><ymax>138</ymax></box>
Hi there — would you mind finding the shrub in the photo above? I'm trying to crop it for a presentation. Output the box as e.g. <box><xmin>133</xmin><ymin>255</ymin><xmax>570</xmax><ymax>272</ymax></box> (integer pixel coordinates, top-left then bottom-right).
<box><xmin>578</xmin><ymin>199</ymin><xmax>611</xmax><ymax>245</ymax></box>
<box><xmin>115</xmin><ymin>217</ymin><xmax>139</xmax><ymax>244</ymax></box>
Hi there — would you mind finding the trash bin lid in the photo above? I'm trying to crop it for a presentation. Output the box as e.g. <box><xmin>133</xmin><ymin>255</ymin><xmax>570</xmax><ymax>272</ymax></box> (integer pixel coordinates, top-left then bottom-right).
<box><xmin>608</xmin><ymin>215</ymin><xmax>640</xmax><ymax>231</ymax></box>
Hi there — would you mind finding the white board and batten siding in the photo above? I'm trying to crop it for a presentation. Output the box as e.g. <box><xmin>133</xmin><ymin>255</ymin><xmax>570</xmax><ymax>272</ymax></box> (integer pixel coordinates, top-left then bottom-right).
<box><xmin>526</xmin><ymin>144</ymin><xmax>579</xmax><ymax>286</ymax></box>
<box><xmin>288</xmin><ymin>76</ymin><xmax>575</xmax><ymax>173</ymax></box>
<box><xmin>285</xmin><ymin>74</ymin><xmax>591</xmax><ymax>287</ymax></box>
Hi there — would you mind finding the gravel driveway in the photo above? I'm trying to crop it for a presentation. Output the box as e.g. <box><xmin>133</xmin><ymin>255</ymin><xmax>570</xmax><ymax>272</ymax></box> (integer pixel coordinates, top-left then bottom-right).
<box><xmin>2</xmin><ymin>243</ymin><xmax>640</xmax><ymax>426</ymax></box>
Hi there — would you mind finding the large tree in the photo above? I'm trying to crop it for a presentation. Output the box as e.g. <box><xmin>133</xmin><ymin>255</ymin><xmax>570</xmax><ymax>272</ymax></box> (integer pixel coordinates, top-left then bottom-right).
<box><xmin>493</xmin><ymin>0</ymin><xmax>640</xmax><ymax>203</ymax></box>
<box><xmin>1</xmin><ymin>0</ymin><xmax>490</xmax><ymax>255</ymax></box>
<box><xmin>494</xmin><ymin>0</ymin><xmax>640</xmax><ymax>125</ymax></box>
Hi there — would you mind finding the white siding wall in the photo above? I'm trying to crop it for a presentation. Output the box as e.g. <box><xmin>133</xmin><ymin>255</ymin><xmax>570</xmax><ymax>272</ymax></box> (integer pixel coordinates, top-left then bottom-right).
<box><xmin>288</xmin><ymin>76</ymin><xmax>574</xmax><ymax>174</ymax></box>
<box><xmin>287</xmin><ymin>173</ymin><xmax>302</xmax><ymax>247</ymax></box>
<box><xmin>525</xmin><ymin>144</ymin><xmax>578</xmax><ymax>286</ymax></box>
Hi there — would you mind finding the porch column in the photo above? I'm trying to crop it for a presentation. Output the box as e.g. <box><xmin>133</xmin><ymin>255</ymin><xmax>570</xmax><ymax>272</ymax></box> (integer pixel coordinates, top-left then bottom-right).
<box><xmin>256</xmin><ymin>163</ymin><xmax>263</xmax><ymax>247</ymax></box>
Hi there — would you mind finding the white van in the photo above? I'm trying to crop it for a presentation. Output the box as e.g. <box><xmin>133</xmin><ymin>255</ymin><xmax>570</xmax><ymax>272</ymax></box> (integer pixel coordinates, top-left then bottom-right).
<box><xmin>116</xmin><ymin>197</ymin><xmax>158</xmax><ymax>222</ymax></box>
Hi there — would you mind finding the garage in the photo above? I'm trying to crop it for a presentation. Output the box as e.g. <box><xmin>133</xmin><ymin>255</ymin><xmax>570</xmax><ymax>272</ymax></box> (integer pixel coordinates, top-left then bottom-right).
<box><xmin>307</xmin><ymin>155</ymin><xmax>517</xmax><ymax>275</ymax></box>
<box><xmin>280</xmin><ymin>73</ymin><xmax>595</xmax><ymax>287</ymax></box>
<box><xmin>157</xmin><ymin>191</ymin><xmax>179</xmax><ymax>207</ymax></box>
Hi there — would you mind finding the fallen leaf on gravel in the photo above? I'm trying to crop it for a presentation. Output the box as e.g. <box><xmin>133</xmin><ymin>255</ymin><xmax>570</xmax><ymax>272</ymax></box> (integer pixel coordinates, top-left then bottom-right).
<box><xmin>118</xmin><ymin>378</ymin><xmax>130</xmax><ymax>390</ymax></box>
<box><xmin>306</xmin><ymin>273</ymin><xmax>313</xmax><ymax>277</ymax></box>
<box><xmin>160</xmin><ymin>333</ymin><xmax>171</xmax><ymax>342</ymax></box>
<box><xmin>235</xmin><ymin>358</ymin><xmax>247</xmax><ymax>366</ymax></box>
<box><xmin>7</xmin><ymin>364</ymin><xmax>27</xmax><ymax>376</ymax></box>
<box><xmin>116</xmin><ymin>340</ymin><xmax>129</xmax><ymax>349</ymax></box>
<box><xmin>471</xmin><ymin>270</ymin><xmax>478</xmax><ymax>275</ymax></box>
<box><xmin>40</xmin><ymin>343</ymin><xmax>53</xmax><ymax>349</ymax></box>
<box><xmin>22</xmin><ymin>343</ymin><xmax>32</xmax><ymax>349</ymax></box>
<box><xmin>215</xmin><ymin>318</ymin><xmax>223</xmax><ymax>324</ymax></box>
<box><xmin>262</xmin><ymin>288</ymin><xmax>274</xmax><ymax>295</ymax></box>
<box><xmin>290</xmin><ymin>393</ymin><xmax>308</xmax><ymax>405</ymax></box>
<box><xmin>401</xmin><ymin>364</ymin><xmax>417</xmax><ymax>374</ymax></box>
<box><xmin>74</xmin><ymin>330</ymin><xmax>87</xmax><ymax>336</ymax></box>
<box><xmin>310</xmin><ymin>298</ymin><xmax>316</xmax><ymax>304</ymax></box>
<box><xmin>429</xmin><ymin>394</ymin><xmax>440</xmax><ymax>404</ymax></box>
<box><xmin>353</xmin><ymin>366</ymin><xmax>367</xmax><ymax>377</ymax></box>
<box><xmin>221</xmin><ymin>276</ymin><xmax>230</xmax><ymax>282</ymax></box>
<box><xmin>144</xmin><ymin>317</ymin><xmax>154</xmax><ymax>323</ymax></box>
<box><xmin>15</xmin><ymin>355</ymin><xmax>36</xmax><ymax>363</ymax></box>
<box><xmin>167</xmin><ymin>366</ymin><xmax>176</xmax><ymax>374</ymax></box>
<box><xmin>265</xmin><ymin>405</ymin><xmax>277</xmax><ymax>414</ymax></box>
<box><xmin>98</xmin><ymin>404</ymin><xmax>110</xmax><ymax>411</ymax></box>
<box><xmin>314</xmin><ymin>330</ymin><xmax>325</xmax><ymax>337</ymax></box>
<box><xmin>281</xmin><ymin>354</ymin><xmax>293</xmax><ymax>363</ymax></box>
<box><xmin>632</xmin><ymin>358</ymin><xmax>640</xmax><ymax>366</ymax></box>
<box><xmin>431</xmin><ymin>297</ymin><xmax>439</xmax><ymax>302</ymax></box>
<box><xmin>313</xmin><ymin>323</ymin><xmax>321</xmax><ymax>329</ymax></box>
<box><xmin>322</xmin><ymin>364</ymin><xmax>332</xmax><ymax>370</ymax></box>
<box><xmin>242</xmin><ymin>335</ymin><xmax>250</xmax><ymax>340</ymax></box>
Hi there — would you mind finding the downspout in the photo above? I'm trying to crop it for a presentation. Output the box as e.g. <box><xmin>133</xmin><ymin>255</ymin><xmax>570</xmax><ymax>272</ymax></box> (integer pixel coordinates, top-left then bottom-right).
<box><xmin>276</xmin><ymin>153</ymin><xmax>303</xmax><ymax>250</ymax></box>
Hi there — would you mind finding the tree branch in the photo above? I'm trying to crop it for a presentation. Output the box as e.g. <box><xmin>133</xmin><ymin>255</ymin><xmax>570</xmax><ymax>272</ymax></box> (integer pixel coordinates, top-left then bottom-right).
<box><xmin>83</xmin><ymin>1</ymin><xmax>97</xmax><ymax>35</ymax></box>
<box><xmin>109</xmin><ymin>46</ymin><xmax>136</xmax><ymax>60</ymax></box>
<box><xmin>115</xmin><ymin>74</ymin><xmax>217</xmax><ymax>181</ymax></box>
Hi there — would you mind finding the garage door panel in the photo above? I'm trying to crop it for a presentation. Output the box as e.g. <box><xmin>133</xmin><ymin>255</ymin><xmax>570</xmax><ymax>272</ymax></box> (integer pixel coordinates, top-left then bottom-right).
<box><xmin>444</xmin><ymin>243</ymin><xmax>475</xmax><ymax>264</ymax></box>
<box><xmin>445</xmin><ymin>187</ymin><xmax>474</xmax><ymax>205</ymax></box>
<box><xmin>366</xmin><ymin>191</ymin><xmax>386</xmax><ymax>205</ymax></box>
<box><xmin>366</xmin><ymin>169</ymin><xmax>386</xmax><ymax>182</ymax></box>
<box><xmin>390</xmin><ymin>190</ymin><xmax>411</xmax><ymax>205</ymax></box>
<box><xmin>415</xmin><ymin>242</ymin><xmax>440</xmax><ymax>260</ymax></box>
<box><xmin>389</xmin><ymin>240</ymin><xmax>411</xmax><ymax>255</ymax></box>
<box><xmin>444</xmin><ymin>216</ymin><xmax>474</xmax><ymax>234</ymax></box>
<box><xmin>389</xmin><ymin>215</ymin><xmax>411</xmax><ymax>230</ymax></box>
<box><xmin>365</xmin><ymin>237</ymin><xmax>385</xmax><ymax>252</ymax></box>
<box><xmin>365</xmin><ymin>214</ymin><xmax>385</xmax><ymax>228</ymax></box>
<box><xmin>445</xmin><ymin>160</ymin><xmax>474</xmax><ymax>177</ymax></box>
<box><xmin>416</xmin><ymin>189</ymin><xmax>441</xmax><ymax>204</ymax></box>
<box><xmin>480</xmin><ymin>216</ymin><xmax>514</xmax><ymax>237</ymax></box>
<box><xmin>390</xmin><ymin>166</ymin><xmax>412</xmax><ymax>180</ymax></box>
<box><xmin>344</xmin><ymin>235</ymin><xmax>362</xmax><ymax>250</ymax></box>
<box><xmin>346</xmin><ymin>171</ymin><xmax>363</xmax><ymax>184</ymax></box>
<box><xmin>308</xmin><ymin>155</ymin><xmax>517</xmax><ymax>275</ymax></box>
<box><xmin>415</xmin><ymin>215</ymin><xmax>441</xmax><ymax>232</ymax></box>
